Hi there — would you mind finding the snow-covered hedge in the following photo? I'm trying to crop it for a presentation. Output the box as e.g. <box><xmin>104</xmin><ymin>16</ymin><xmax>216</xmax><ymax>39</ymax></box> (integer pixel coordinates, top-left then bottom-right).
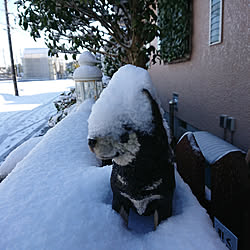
<box><xmin>48</xmin><ymin>88</ymin><xmax>76</xmax><ymax>127</ymax></box>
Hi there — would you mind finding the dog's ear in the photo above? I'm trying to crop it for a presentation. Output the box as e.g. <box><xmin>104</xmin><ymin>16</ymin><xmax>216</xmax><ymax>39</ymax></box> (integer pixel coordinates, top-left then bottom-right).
<box><xmin>142</xmin><ymin>89</ymin><xmax>170</xmax><ymax>147</ymax></box>
<box><xmin>142</xmin><ymin>89</ymin><xmax>162</xmax><ymax>126</ymax></box>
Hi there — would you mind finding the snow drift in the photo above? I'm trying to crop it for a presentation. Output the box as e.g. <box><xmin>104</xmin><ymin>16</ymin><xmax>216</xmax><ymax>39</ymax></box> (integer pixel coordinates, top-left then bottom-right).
<box><xmin>0</xmin><ymin>137</ymin><xmax>42</xmax><ymax>180</ymax></box>
<box><xmin>0</xmin><ymin>98</ymin><xmax>226</xmax><ymax>249</ymax></box>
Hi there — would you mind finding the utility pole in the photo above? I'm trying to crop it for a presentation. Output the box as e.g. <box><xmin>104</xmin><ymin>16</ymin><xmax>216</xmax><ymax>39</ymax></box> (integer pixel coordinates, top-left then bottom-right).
<box><xmin>4</xmin><ymin>0</ymin><xmax>19</xmax><ymax>96</ymax></box>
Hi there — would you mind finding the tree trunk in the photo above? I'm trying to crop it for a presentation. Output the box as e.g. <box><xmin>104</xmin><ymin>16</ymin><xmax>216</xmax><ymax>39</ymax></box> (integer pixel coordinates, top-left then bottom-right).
<box><xmin>126</xmin><ymin>48</ymin><xmax>148</xmax><ymax>69</ymax></box>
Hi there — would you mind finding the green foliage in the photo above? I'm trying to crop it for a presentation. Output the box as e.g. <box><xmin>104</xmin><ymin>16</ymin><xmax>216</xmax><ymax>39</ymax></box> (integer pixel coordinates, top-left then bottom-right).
<box><xmin>158</xmin><ymin>0</ymin><xmax>192</xmax><ymax>63</ymax></box>
<box><xmin>101</xmin><ymin>37</ymin><xmax>125</xmax><ymax>77</ymax></box>
<box><xmin>16</xmin><ymin>0</ymin><xmax>160</xmax><ymax>69</ymax></box>
<box><xmin>48</xmin><ymin>88</ymin><xmax>77</xmax><ymax>127</ymax></box>
<box><xmin>16</xmin><ymin>0</ymin><xmax>192</xmax><ymax>72</ymax></box>
<box><xmin>65</xmin><ymin>61</ymin><xmax>79</xmax><ymax>75</ymax></box>
<box><xmin>103</xmin><ymin>55</ymin><xmax>124</xmax><ymax>78</ymax></box>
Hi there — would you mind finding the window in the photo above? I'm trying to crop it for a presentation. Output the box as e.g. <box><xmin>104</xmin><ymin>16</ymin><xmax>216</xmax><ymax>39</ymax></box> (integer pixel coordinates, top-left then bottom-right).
<box><xmin>209</xmin><ymin>0</ymin><xmax>223</xmax><ymax>45</ymax></box>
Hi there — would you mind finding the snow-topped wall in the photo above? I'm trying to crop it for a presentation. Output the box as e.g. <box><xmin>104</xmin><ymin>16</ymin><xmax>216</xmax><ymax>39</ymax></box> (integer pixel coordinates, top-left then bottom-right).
<box><xmin>0</xmin><ymin>93</ymin><xmax>226</xmax><ymax>250</ymax></box>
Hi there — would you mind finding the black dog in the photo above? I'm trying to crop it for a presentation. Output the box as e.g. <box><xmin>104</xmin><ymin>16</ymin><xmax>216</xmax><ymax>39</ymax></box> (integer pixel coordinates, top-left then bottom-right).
<box><xmin>88</xmin><ymin>89</ymin><xmax>175</xmax><ymax>228</ymax></box>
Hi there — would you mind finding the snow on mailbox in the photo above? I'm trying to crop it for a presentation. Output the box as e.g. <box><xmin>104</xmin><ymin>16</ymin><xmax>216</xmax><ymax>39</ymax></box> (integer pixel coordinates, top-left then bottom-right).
<box><xmin>73</xmin><ymin>51</ymin><xmax>103</xmax><ymax>102</ymax></box>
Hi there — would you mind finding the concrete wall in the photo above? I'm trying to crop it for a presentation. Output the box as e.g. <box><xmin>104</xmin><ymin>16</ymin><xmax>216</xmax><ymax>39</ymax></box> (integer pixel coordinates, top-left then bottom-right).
<box><xmin>149</xmin><ymin>0</ymin><xmax>250</xmax><ymax>151</ymax></box>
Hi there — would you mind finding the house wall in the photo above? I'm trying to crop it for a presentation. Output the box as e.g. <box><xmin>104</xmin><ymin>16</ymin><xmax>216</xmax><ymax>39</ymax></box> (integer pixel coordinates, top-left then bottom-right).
<box><xmin>149</xmin><ymin>0</ymin><xmax>250</xmax><ymax>151</ymax></box>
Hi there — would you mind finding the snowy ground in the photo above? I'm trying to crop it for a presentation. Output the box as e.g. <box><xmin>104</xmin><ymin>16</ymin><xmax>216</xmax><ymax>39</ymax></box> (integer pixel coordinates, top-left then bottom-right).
<box><xmin>0</xmin><ymin>97</ymin><xmax>226</xmax><ymax>249</ymax></box>
<box><xmin>0</xmin><ymin>79</ymin><xmax>74</xmax><ymax>164</ymax></box>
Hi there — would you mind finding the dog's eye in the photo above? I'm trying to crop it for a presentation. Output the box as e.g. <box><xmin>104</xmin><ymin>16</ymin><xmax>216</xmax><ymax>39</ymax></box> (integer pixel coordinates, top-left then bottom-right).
<box><xmin>123</xmin><ymin>124</ymin><xmax>132</xmax><ymax>131</ymax></box>
<box><xmin>120</xmin><ymin>133</ymin><xmax>129</xmax><ymax>143</ymax></box>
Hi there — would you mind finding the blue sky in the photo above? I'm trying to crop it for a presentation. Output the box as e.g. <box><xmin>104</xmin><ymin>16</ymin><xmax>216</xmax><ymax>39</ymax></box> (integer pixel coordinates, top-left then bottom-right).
<box><xmin>0</xmin><ymin>0</ymin><xmax>46</xmax><ymax>67</ymax></box>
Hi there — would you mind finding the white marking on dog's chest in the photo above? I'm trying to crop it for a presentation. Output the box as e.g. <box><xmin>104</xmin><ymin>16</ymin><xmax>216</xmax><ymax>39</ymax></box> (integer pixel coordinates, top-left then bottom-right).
<box><xmin>113</xmin><ymin>133</ymin><xmax>140</xmax><ymax>166</ymax></box>
<box><xmin>120</xmin><ymin>192</ymin><xmax>162</xmax><ymax>215</ymax></box>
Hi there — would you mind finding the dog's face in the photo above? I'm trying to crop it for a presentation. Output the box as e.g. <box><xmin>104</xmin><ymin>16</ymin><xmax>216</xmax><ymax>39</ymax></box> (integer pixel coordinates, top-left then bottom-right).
<box><xmin>88</xmin><ymin>130</ymin><xmax>141</xmax><ymax>166</ymax></box>
<box><xmin>87</xmin><ymin>67</ymin><xmax>163</xmax><ymax>167</ymax></box>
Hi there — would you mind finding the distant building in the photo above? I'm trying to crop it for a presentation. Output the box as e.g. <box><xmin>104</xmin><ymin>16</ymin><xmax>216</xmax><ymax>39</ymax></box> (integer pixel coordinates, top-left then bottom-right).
<box><xmin>22</xmin><ymin>48</ymin><xmax>66</xmax><ymax>80</ymax></box>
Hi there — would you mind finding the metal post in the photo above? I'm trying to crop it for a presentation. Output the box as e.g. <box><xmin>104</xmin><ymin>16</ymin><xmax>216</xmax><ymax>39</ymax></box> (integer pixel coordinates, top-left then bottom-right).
<box><xmin>4</xmin><ymin>0</ymin><xmax>19</xmax><ymax>96</ymax></box>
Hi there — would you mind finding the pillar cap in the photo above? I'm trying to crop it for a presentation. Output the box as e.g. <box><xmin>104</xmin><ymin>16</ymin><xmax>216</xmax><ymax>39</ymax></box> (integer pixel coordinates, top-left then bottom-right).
<box><xmin>73</xmin><ymin>51</ymin><xmax>102</xmax><ymax>81</ymax></box>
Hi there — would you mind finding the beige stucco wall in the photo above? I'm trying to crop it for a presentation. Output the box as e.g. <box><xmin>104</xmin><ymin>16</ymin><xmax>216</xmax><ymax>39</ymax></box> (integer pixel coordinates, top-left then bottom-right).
<box><xmin>149</xmin><ymin>0</ymin><xmax>250</xmax><ymax>151</ymax></box>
